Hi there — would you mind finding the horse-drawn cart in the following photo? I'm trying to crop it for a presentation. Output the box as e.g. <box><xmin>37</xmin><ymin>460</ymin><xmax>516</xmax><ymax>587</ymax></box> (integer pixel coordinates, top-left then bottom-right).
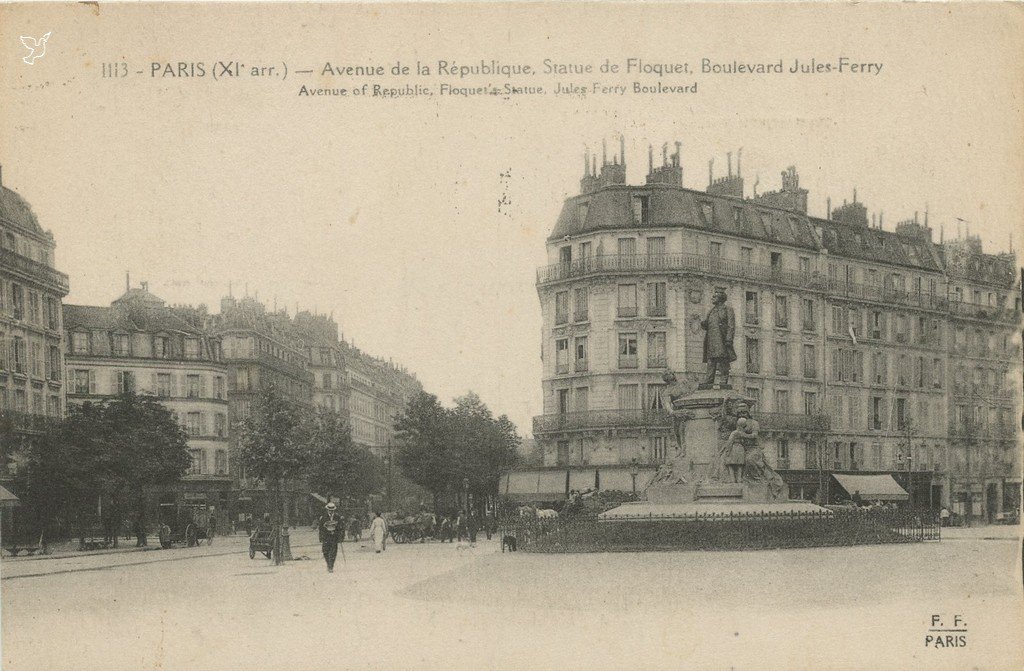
<box><xmin>157</xmin><ymin>502</ymin><xmax>211</xmax><ymax>548</ymax></box>
<box><xmin>248</xmin><ymin>528</ymin><xmax>276</xmax><ymax>559</ymax></box>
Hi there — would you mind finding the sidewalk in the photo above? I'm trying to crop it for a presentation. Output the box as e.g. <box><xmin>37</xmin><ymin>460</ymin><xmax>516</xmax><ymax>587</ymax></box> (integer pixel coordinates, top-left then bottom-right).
<box><xmin>941</xmin><ymin>524</ymin><xmax>1022</xmax><ymax>541</ymax></box>
<box><xmin>1</xmin><ymin>527</ymin><xmax>322</xmax><ymax>562</ymax></box>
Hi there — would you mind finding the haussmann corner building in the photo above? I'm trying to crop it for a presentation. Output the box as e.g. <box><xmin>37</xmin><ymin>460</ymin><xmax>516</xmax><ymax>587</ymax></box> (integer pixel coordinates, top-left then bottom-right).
<box><xmin>511</xmin><ymin>140</ymin><xmax>1021</xmax><ymax>522</ymax></box>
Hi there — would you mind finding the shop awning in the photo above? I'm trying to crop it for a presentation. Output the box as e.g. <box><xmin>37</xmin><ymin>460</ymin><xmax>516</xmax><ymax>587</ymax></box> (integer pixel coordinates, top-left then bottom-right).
<box><xmin>0</xmin><ymin>485</ymin><xmax>20</xmax><ymax>507</ymax></box>
<box><xmin>832</xmin><ymin>474</ymin><xmax>908</xmax><ymax>501</ymax></box>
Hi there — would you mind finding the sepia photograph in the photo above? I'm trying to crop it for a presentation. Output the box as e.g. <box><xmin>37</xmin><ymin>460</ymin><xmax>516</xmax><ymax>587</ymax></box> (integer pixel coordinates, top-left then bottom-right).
<box><xmin>1</xmin><ymin>2</ymin><xmax>1022</xmax><ymax>669</ymax></box>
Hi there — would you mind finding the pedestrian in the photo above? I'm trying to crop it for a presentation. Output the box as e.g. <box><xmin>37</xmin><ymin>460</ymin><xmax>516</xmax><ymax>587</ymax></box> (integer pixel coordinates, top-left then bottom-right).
<box><xmin>207</xmin><ymin>512</ymin><xmax>217</xmax><ymax>546</ymax></box>
<box><xmin>370</xmin><ymin>511</ymin><xmax>387</xmax><ymax>554</ymax></box>
<box><xmin>349</xmin><ymin>516</ymin><xmax>362</xmax><ymax>542</ymax></box>
<box><xmin>467</xmin><ymin>514</ymin><xmax>479</xmax><ymax>543</ymax></box>
<box><xmin>940</xmin><ymin>506</ymin><xmax>950</xmax><ymax>527</ymax></box>
<box><xmin>456</xmin><ymin>512</ymin><xmax>466</xmax><ymax>542</ymax></box>
<box><xmin>440</xmin><ymin>515</ymin><xmax>453</xmax><ymax>542</ymax></box>
<box><xmin>318</xmin><ymin>502</ymin><xmax>343</xmax><ymax>572</ymax></box>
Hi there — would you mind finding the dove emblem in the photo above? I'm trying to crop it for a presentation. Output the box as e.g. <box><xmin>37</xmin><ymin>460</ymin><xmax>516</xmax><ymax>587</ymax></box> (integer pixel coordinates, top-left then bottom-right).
<box><xmin>20</xmin><ymin>32</ymin><xmax>51</xmax><ymax>65</ymax></box>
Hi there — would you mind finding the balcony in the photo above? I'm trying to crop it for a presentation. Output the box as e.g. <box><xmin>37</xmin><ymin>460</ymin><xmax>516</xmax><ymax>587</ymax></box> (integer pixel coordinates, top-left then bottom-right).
<box><xmin>538</xmin><ymin>254</ymin><xmax>825</xmax><ymax>291</ymax></box>
<box><xmin>948</xmin><ymin>301</ymin><xmax>1021</xmax><ymax>323</ymax></box>
<box><xmin>647</xmin><ymin>355</ymin><xmax>667</xmax><ymax>368</ymax></box>
<box><xmin>827</xmin><ymin>279</ymin><xmax>948</xmax><ymax>311</ymax></box>
<box><xmin>618</xmin><ymin>354</ymin><xmax>638</xmax><ymax>369</ymax></box>
<box><xmin>574</xmin><ymin>359</ymin><xmax>589</xmax><ymax>373</ymax></box>
<box><xmin>533</xmin><ymin>409</ymin><xmax>672</xmax><ymax>434</ymax></box>
<box><xmin>533</xmin><ymin>409</ymin><xmax>830</xmax><ymax>435</ymax></box>
<box><xmin>0</xmin><ymin>410</ymin><xmax>59</xmax><ymax>435</ymax></box>
<box><xmin>0</xmin><ymin>247</ymin><xmax>70</xmax><ymax>295</ymax></box>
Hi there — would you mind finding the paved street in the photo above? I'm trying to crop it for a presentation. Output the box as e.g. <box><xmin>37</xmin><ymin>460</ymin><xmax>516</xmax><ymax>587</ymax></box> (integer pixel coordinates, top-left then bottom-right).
<box><xmin>2</xmin><ymin>531</ymin><xmax>1022</xmax><ymax>671</ymax></box>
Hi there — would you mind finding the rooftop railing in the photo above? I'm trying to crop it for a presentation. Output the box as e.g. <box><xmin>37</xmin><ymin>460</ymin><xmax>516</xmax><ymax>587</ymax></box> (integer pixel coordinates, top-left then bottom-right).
<box><xmin>0</xmin><ymin>247</ymin><xmax>70</xmax><ymax>294</ymax></box>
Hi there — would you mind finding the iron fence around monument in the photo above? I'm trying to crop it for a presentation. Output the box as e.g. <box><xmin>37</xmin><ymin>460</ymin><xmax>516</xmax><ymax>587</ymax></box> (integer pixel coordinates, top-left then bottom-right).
<box><xmin>499</xmin><ymin>507</ymin><xmax>940</xmax><ymax>553</ymax></box>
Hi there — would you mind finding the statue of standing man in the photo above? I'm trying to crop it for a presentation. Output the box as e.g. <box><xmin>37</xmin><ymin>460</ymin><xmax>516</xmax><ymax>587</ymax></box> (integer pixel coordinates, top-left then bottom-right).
<box><xmin>701</xmin><ymin>288</ymin><xmax>736</xmax><ymax>389</ymax></box>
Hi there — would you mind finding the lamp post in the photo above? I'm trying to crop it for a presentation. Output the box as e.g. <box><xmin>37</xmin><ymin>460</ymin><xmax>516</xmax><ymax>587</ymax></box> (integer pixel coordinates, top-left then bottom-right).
<box><xmin>898</xmin><ymin>451</ymin><xmax>914</xmax><ymax>508</ymax></box>
<box><xmin>383</xmin><ymin>444</ymin><xmax>393</xmax><ymax>513</ymax></box>
<box><xmin>629</xmin><ymin>458</ymin><xmax>639</xmax><ymax>495</ymax></box>
<box><xmin>462</xmin><ymin>477</ymin><xmax>470</xmax><ymax>516</ymax></box>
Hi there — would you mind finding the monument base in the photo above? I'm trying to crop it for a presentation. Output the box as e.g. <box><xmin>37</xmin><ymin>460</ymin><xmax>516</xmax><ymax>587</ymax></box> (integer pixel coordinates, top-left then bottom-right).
<box><xmin>599</xmin><ymin>500</ymin><xmax>831</xmax><ymax>521</ymax></box>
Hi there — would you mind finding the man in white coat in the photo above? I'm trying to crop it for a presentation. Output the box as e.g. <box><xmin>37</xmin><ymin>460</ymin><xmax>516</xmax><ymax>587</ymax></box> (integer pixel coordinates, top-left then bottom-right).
<box><xmin>370</xmin><ymin>511</ymin><xmax>387</xmax><ymax>554</ymax></box>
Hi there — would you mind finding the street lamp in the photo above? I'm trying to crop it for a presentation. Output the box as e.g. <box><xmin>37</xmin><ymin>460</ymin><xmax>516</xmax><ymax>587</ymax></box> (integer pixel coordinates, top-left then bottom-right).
<box><xmin>629</xmin><ymin>458</ymin><xmax>639</xmax><ymax>495</ymax></box>
<box><xmin>462</xmin><ymin>477</ymin><xmax>470</xmax><ymax>516</ymax></box>
<box><xmin>898</xmin><ymin>451</ymin><xmax>914</xmax><ymax>508</ymax></box>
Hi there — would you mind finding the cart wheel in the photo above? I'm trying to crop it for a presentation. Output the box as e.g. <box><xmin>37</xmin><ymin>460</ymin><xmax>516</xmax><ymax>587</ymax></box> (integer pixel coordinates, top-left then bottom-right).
<box><xmin>185</xmin><ymin>524</ymin><xmax>197</xmax><ymax>548</ymax></box>
<box><xmin>158</xmin><ymin>524</ymin><xmax>171</xmax><ymax>549</ymax></box>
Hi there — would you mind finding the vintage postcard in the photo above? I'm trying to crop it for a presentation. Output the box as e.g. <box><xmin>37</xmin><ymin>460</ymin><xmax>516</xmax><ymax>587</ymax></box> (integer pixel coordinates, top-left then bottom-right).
<box><xmin>1</xmin><ymin>2</ymin><xmax>1022</xmax><ymax>670</ymax></box>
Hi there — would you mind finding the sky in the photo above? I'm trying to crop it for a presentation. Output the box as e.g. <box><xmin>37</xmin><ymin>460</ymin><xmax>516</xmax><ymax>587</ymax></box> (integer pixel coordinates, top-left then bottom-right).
<box><xmin>2</xmin><ymin>3</ymin><xmax>1022</xmax><ymax>436</ymax></box>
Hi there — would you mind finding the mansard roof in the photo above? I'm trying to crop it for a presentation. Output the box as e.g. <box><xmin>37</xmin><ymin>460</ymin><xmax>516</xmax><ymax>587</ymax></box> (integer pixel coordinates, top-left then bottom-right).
<box><xmin>815</xmin><ymin>219</ymin><xmax>944</xmax><ymax>273</ymax></box>
<box><xmin>0</xmin><ymin>185</ymin><xmax>47</xmax><ymax>238</ymax></box>
<box><xmin>550</xmin><ymin>184</ymin><xmax>821</xmax><ymax>250</ymax></box>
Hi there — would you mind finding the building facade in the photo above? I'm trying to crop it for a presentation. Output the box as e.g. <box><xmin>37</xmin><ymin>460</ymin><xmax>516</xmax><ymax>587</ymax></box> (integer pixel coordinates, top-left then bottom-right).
<box><xmin>0</xmin><ymin>171</ymin><xmax>69</xmax><ymax>501</ymax></box>
<box><xmin>63</xmin><ymin>285</ymin><xmax>231</xmax><ymax>509</ymax></box>
<box><xmin>531</xmin><ymin>143</ymin><xmax>1021</xmax><ymax>518</ymax></box>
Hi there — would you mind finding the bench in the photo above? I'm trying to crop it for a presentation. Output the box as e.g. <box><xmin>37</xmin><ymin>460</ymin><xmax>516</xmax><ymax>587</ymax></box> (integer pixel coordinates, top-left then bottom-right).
<box><xmin>5</xmin><ymin>544</ymin><xmax>45</xmax><ymax>557</ymax></box>
<box><xmin>79</xmin><ymin>537</ymin><xmax>112</xmax><ymax>551</ymax></box>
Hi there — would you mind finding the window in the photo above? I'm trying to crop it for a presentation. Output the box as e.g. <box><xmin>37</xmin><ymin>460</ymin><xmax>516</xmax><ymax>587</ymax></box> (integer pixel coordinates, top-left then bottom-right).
<box><xmin>214</xmin><ymin>413</ymin><xmax>227</xmax><ymax>438</ymax></box>
<box><xmin>895</xmin><ymin>315</ymin><xmax>909</xmax><ymax>343</ymax></box>
<box><xmin>652</xmin><ymin>437</ymin><xmax>667</xmax><ymax>462</ymax></box>
<box><xmin>647</xmin><ymin>282</ymin><xmax>667</xmax><ymax>317</ymax></box>
<box><xmin>114</xmin><ymin>334</ymin><xmax>130</xmax><ymax>357</ymax></box>
<box><xmin>556</xmin><ymin>441</ymin><xmax>570</xmax><ymax>466</ymax></box>
<box><xmin>803</xmin><ymin>392</ymin><xmax>817</xmax><ymax>415</ymax></box>
<box><xmin>774</xmin><ymin>341</ymin><xmax>789</xmax><ymax>376</ymax></box>
<box><xmin>45</xmin><ymin>297</ymin><xmax>59</xmax><ymax>330</ymax></box>
<box><xmin>618</xmin><ymin>384</ymin><xmax>640</xmax><ymax>409</ymax></box>
<box><xmin>618</xmin><ymin>237</ymin><xmax>636</xmax><ymax>257</ymax></box>
<box><xmin>632</xmin><ymin>195</ymin><xmax>650</xmax><ymax>225</ymax></box>
<box><xmin>10</xmin><ymin>337</ymin><xmax>24</xmax><ymax>373</ymax></box>
<box><xmin>801</xmin><ymin>299</ymin><xmax>815</xmax><ymax>332</ymax></box>
<box><xmin>574</xmin><ymin>336</ymin><xmax>588</xmax><ymax>372</ymax></box>
<box><xmin>323</xmin><ymin>372</ymin><xmax>332</xmax><ymax>389</ymax></box>
<box><xmin>186</xmin><ymin>412</ymin><xmax>202</xmax><ymax>436</ymax></box>
<box><xmin>47</xmin><ymin>345</ymin><xmax>61</xmax><ymax>381</ymax></box>
<box><xmin>741</xmin><ymin>247</ymin><xmax>753</xmax><ymax>266</ymax></box>
<box><xmin>187</xmin><ymin>374</ymin><xmax>201</xmax><ymax>398</ymax></box>
<box><xmin>897</xmin><ymin>355</ymin><xmax>909</xmax><ymax>386</ymax></box>
<box><xmin>848</xmin><ymin>308</ymin><xmax>861</xmax><ymax>339</ymax></box>
<box><xmin>556</xmin><ymin>389</ymin><xmax>570</xmax><ymax>414</ymax></box>
<box><xmin>774</xmin><ymin>295</ymin><xmax>789</xmax><ymax>329</ymax></box>
<box><xmin>733</xmin><ymin>207</ymin><xmax>742</xmax><ymax>226</ymax></box>
<box><xmin>157</xmin><ymin>373</ymin><xmax>172</xmax><ymax>397</ymax></box>
<box><xmin>647</xmin><ymin>332</ymin><xmax>667</xmax><ymax>368</ymax></box>
<box><xmin>799</xmin><ymin>257</ymin><xmax>811</xmax><ymax>275</ymax></box>
<box><xmin>647</xmin><ymin>384</ymin><xmax>665</xmax><ymax>410</ymax></box>
<box><xmin>872</xmin><ymin>352</ymin><xmax>887</xmax><ymax>385</ymax></box>
<box><xmin>931</xmin><ymin>358</ymin><xmax>942</xmax><ymax>388</ymax></box>
<box><xmin>915</xmin><ymin>357</ymin><xmax>926</xmax><ymax>388</ymax></box>
<box><xmin>72</xmin><ymin>332</ymin><xmax>89</xmax><ymax>355</ymax></box>
<box><xmin>187</xmin><ymin>449</ymin><xmax>204</xmax><ymax>475</ymax></box>
<box><xmin>184</xmin><ymin>338</ymin><xmax>201</xmax><ymax>359</ymax></box>
<box><xmin>618</xmin><ymin>333</ymin><xmax>638</xmax><ymax>368</ymax></box>
<box><xmin>701</xmin><ymin>202</ymin><xmax>714</xmax><ymax>224</ymax></box>
<box><xmin>559</xmin><ymin>245</ymin><xmax>572</xmax><ymax>266</ymax></box>
<box><xmin>647</xmin><ymin>236</ymin><xmax>666</xmax><ymax>258</ymax></box>
<box><xmin>831</xmin><ymin>306</ymin><xmax>847</xmax><ymax>334</ymax></box>
<box><xmin>117</xmin><ymin>371</ymin><xmax>135</xmax><ymax>394</ymax></box>
<box><xmin>215</xmin><ymin>449</ymin><xmax>227</xmax><ymax>475</ymax></box>
<box><xmin>554</xmin><ymin>291</ymin><xmax>569</xmax><ymax>324</ymax></box>
<box><xmin>31</xmin><ymin>342</ymin><xmax>42</xmax><ymax>377</ymax></box>
<box><xmin>745</xmin><ymin>292</ymin><xmax>759</xmax><ymax>325</ymax></box>
<box><xmin>709</xmin><ymin>242</ymin><xmax>722</xmax><ymax>258</ymax></box>
<box><xmin>775</xmin><ymin>389</ymin><xmax>791</xmax><ymax>413</ymax></box>
<box><xmin>849</xmin><ymin>396</ymin><xmax>862</xmax><ymax>430</ymax></box>
<box><xmin>74</xmin><ymin>369</ymin><xmax>90</xmax><ymax>395</ymax></box>
<box><xmin>10</xmin><ymin>284</ymin><xmax>23</xmax><ymax>320</ymax></box>
<box><xmin>617</xmin><ymin>284</ymin><xmax>638</xmax><ymax>318</ymax></box>
<box><xmin>555</xmin><ymin>339</ymin><xmax>569</xmax><ymax>374</ymax></box>
<box><xmin>153</xmin><ymin>336</ymin><xmax>168</xmax><ymax>358</ymax></box>
<box><xmin>872</xmin><ymin>397</ymin><xmax>885</xmax><ymax>430</ymax></box>
<box><xmin>574</xmin><ymin>287</ymin><xmax>588</xmax><ymax>321</ymax></box>
<box><xmin>745</xmin><ymin>338</ymin><xmax>760</xmax><ymax>374</ymax></box>
<box><xmin>777</xmin><ymin>440</ymin><xmax>790</xmax><ymax>468</ymax></box>
<box><xmin>895</xmin><ymin>398</ymin><xmax>908</xmax><ymax>430</ymax></box>
<box><xmin>802</xmin><ymin>344</ymin><xmax>816</xmax><ymax>378</ymax></box>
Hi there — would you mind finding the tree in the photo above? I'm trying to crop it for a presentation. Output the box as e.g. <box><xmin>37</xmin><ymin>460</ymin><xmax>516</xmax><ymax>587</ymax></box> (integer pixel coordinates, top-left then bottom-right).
<box><xmin>395</xmin><ymin>391</ymin><xmax>519</xmax><ymax>514</ymax></box>
<box><xmin>17</xmin><ymin>394</ymin><xmax>191</xmax><ymax>547</ymax></box>
<box><xmin>238</xmin><ymin>387</ymin><xmax>311</xmax><ymax>563</ymax></box>
<box><xmin>305</xmin><ymin>408</ymin><xmax>383</xmax><ymax>505</ymax></box>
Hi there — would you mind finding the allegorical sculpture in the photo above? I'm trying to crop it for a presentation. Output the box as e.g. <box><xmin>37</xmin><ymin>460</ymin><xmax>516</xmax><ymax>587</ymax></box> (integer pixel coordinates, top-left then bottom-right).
<box><xmin>700</xmin><ymin>288</ymin><xmax>736</xmax><ymax>389</ymax></box>
<box><xmin>661</xmin><ymin>371</ymin><xmax>695</xmax><ymax>454</ymax></box>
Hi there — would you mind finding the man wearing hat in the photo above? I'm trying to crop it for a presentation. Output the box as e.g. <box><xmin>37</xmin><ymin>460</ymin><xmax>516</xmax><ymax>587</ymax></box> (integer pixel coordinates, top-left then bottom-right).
<box><xmin>318</xmin><ymin>502</ymin><xmax>343</xmax><ymax>572</ymax></box>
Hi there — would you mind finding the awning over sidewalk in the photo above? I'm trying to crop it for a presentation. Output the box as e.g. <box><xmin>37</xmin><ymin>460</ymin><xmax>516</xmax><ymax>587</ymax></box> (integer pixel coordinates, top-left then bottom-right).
<box><xmin>0</xmin><ymin>485</ymin><xmax>20</xmax><ymax>508</ymax></box>
<box><xmin>832</xmin><ymin>474</ymin><xmax>908</xmax><ymax>501</ymax></box>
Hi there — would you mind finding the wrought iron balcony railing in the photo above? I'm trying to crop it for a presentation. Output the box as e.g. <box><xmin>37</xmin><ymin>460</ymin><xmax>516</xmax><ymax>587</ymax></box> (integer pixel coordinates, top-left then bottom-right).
<box><xmin>538</xmin><ymin>254</ymin><xmax>823</xmax><ymax>291</ymax></box>
<box><xmin>0</xmin><ymin>247</ymin><xmax>70</xmax><ymax>295</ymax></box>
<box><xmin>533</xmin><ymin>409</ymin><xmax>830</xmax><ymax>435</ymax></box>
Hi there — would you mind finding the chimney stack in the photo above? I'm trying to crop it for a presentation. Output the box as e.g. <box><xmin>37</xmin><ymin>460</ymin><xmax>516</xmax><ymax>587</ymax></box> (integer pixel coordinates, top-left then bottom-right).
<box><xmin>737</xmin><ymin>148</ymin><xmax>743</xmax><ymax>177</ymax></box>
<box><xmin>708</xmin><ymin>158</ymin><xmax>714</xmax><ymax>186</ymax></box>
<box><xmin>648</xmin><ymin>144</ymin><xmax>653</xmax><ymax>173</ymax></box>
<box><xmin>602</xmin><ymin>139</ymin><xmax>607</xmax><ymax>166</ymax></box>
<box><xmin>620</xmin><ymin>135</ymin><xmax>626</xmax><ymax>168</ymax></box>
<box><xmin>674</xmin><ymin>141</ymin><xmax>682</xmax><ymax>167</ymax></box>
<box><xmin>662</xmin><ymin>143</ymin><xmax>668</xmax><ymax>167</ymax></box>
<box><xmin>727</xmin><ymin>151</ymin><xmax>733</xmax><ymax>178</ymax></box>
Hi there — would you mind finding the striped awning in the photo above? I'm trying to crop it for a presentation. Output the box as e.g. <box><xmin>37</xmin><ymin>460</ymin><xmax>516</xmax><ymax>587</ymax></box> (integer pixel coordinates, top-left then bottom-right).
<box><xmin>832</xmin><ymin>474</ymin><xmax>908</xmax><ymax>501</ymax></box>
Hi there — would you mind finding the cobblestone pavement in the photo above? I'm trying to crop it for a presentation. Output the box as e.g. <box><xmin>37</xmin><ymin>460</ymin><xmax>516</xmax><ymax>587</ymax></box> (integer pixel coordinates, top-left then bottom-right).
<box><xmin>2</xmin><ymin>534</ymin><xmax>1021</xmax><ymax>671</ymax></box>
